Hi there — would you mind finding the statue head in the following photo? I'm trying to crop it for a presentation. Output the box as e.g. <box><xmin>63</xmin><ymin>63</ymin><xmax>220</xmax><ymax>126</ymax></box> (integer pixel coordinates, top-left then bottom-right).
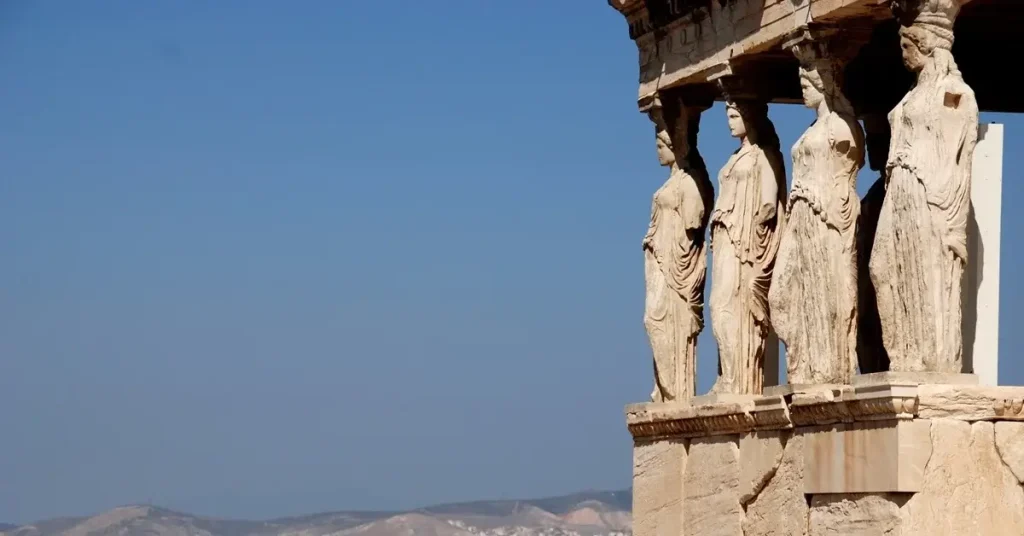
<box><xmin>648</xmin><ymin>96</ymin><xmax>696</xmax><ymax>168</ymax></box>
<box><xmin>791</xmin><ymin>40</ymin><xmax>843</xmax><ymax>113</ymax></box>
<box><xmin>654</xmin><ymin>121</ymin><xmax>676</xmax><ymax>167</ymax></box>
<box><xmin>724</xmin><ymin>99</ymin><xmax>780</xmax><ymax>151</ymax></box>
<box><xmin>725</xmin><ymin>101</ymin><xmax>747</xmax><ymax>139</ymax></box>
<box><xmin>788</xmin><ymin>28</ymin><xmax>857</xmax><ymax>117</ymax></box>
<box><xmin>895</xmin><ymin>0</ymin><xmax>960</xmax><ymax>74</ymax></box>
<box><xmin>798</xmin><ymin>67</ymin><xmax>827</xmax><ymax>110</ymax></box>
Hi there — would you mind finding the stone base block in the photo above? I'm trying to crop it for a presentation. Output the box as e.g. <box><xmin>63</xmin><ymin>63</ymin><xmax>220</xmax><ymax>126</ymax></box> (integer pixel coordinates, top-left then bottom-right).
<box><xmin>853</xmin><ymin>371</ymin><xmax>979</xmax><ymax>386</ymax></box>
<box><xmin>627</xmin><ymin>384</ymin><xmax>1024</xmax><ymax>536</ymax></box>
<box><xmin>804</xmin><ymin>420</ymin><xmax>930</xmax><ymax>494</ymax></box>
<box><xmin>687</xmin><ymin>393</ymin><xmax>760</xmax><ymax>405</ymax></box>
<box><xmin>764</xmin><ymin>383</ymin><xmax>847</xmax><ymax>397</ymax></box>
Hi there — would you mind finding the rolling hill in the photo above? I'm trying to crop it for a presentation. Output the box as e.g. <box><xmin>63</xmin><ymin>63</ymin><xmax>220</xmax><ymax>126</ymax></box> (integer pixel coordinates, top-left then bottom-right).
<box><xmin>2</xmin><ymin>490</ymin><xmax>632</xmax><ymax>536</ymax></box>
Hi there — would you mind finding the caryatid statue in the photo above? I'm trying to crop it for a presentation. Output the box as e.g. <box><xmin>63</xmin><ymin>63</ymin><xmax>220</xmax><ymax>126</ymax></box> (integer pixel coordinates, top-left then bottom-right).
<box><xmin>768</xmin><ymin>31</ymin><xmax>865</xmax><ymax>385</ymax></box>
<box><xmin>709</xmin><ymin>98</ymin><xmax>787</xmax><ymax>395</ymax></box>
<box><xmin>643</xmin><ymin>96</ymin><xmax>714</xmax><ymax>402</ymax></box>
<box><xmin>870</xmin><ymin>0</ymin><xmax>978</xmax><ymax>373</ymax></box>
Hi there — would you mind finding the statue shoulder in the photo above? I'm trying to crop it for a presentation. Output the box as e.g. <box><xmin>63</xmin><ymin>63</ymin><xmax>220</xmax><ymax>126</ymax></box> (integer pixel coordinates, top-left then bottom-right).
<box><xmin>824</xmin><ymin>113</ymin><xmax>861</xmax><ymax>154</ymax></box>
<box><xmin>939</xmin><ymin>77</ymin><xmax>978</xmax><ymax>113</ymax></box>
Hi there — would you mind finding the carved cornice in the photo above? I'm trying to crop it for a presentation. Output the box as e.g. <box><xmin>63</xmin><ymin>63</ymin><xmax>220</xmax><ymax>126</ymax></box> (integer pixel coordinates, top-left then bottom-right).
<box><xmin>850</xmin><ymin>383</ymin><xmax>920</xmax><ymax>420</ymax></box>
<box><xmin>626</xmin><ymin>383</ymin><xmax>1024</xmax><ymax>442</ymax></box>
<box><xmin>609</xmin><ymin>0</ymin><xmax>711</xmax><ymax>41</ymax></box>
<box><xmin>995</xmin><ymin>398</ymin><xmax>1024</xmax><ymax>420</ymax></box>
<box><xmin>626</xmin><ymin>401</ymin><xmax>759</xmax><ymax>440</ymax></box>
<box><xmin>789</xmin><ymin>388</ymin><xmax>855</xmax><ymax>426</ymax></box>
<box><xmin>751</xmin><ymin>396</ymin><xmax>792</xmax><ymax>430</ymax></box>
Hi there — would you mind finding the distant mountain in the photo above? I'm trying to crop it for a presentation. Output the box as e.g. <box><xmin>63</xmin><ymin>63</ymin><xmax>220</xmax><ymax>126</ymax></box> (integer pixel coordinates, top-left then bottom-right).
<box><xmin>0</xmin><ymin>526</ymin><xmax>14</xmax><ymax>532</ymax></box>
<box><xmin>2</xmin><ymin>490</ymin><xmax>631</xmax><ymax>536</ymax></box>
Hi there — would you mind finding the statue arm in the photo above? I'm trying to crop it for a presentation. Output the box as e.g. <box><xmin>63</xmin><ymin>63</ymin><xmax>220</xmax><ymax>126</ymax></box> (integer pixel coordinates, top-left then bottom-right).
<box><xmin>929</xmin><ymin>83</ymin><xmax>979</xmax><ymax>260</ymax></box>
<box><xmin>755</xmin><ymin>154</ymin><xmax>779</xmax><ymax>225</ymax></box>
<box><xmin>680</xmin><ymin>172</ymin><xmax>706</xmax><ymax>231</ymax></box>
<box><xmin>642</xmin><ymin>199</ymin><xmax>658</xmax><ymax>249</ymax></box>
<box><xmin>826</xmin><ymin>117</ymin><xmax>861</xmax><ymax>233</ymax></box>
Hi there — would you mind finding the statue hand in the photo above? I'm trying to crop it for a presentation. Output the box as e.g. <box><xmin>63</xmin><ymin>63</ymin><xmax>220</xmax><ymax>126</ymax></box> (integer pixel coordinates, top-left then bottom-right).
<box><xmin>755</xmin><ymin>202</ymin><xmax>776</xmax><ymax>225</ymax></box>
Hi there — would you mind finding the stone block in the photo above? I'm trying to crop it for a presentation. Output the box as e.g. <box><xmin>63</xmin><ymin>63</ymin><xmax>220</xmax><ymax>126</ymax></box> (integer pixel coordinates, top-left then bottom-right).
<box><xmin>764</xmin><ymin>383</ymin><xmax>847</xmax><ymax>397</ymax></box>
<box><xmin>804</xmin><ymin>420</ymin><xmax>931</xmax><ymax>494</ymax></box>
<box><xmin>626</xmin><ymin>400</ymin><xmax>758</xmax><ymax>440</ymax></box>
<box><xmin>632</xmin><ymin>439</ymin><xmax>686</xmax><ymax>536</ymax></box>
<box><xmin>809</xmin><ymin>494</ymin><xmax>907</xmax><ymax>536</ymax></box>
<box><xmin>849</xmin><ymin>383</ymin><xmax>919</xmax><ymax>421</ymax></box>
<box><xmin>901</xmin><ymin>420</ymin><xmax>1024</xmax><ymax>535</ymax></box>
<box><xmin>751</xmin><ymin>395</ymin><xmax>791</xmax><ymax>430</ymax></box>
<box><xmin>688</xmin><ymin>393</ymin><xmax>759</xmax><ymax>405</ymax></box>
<box><xmin>738</xmin><ymin>430</ymin><xmax>785</xmax><ymax>504</ymax></box>
<box><xmin>917</xmin><ymin>384</ymin><xmax>1024</xmax><ymax>420</ymax></box>
<box><xmin>683</xmin><ymin>436</ymin><xmax>742</xmax><ymax>536</ymax></box>
<box><xmin>852</xmin><ymin>372</ymin><xmax>978</xmax><ymax>386</ymax></box>
<box><xmin>994</xmin><ymin>421</ymin><xmax>1024</xmax><ymax>483</ymax></box>
<box><xmin>742</xmin><ymin>432</ymin><xmax>808</xmax><ymax>536</ymax></box>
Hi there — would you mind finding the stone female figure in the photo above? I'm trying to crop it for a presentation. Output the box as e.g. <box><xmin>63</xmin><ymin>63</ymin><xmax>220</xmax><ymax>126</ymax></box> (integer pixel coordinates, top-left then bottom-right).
<box><xmin>709</xmin><ymin>100</ymin><xmax>787</xmax><ymax>395</ymax></box>
<box><xmin>870</xmin><ymin>0</ymin><xmax>978</xmax><ymax>373</ymax></box>
<box><xmin>768</xmin><ymin>44</ymin><xmax>864</xmax><ymax>385</ymax></box>
<box><xmin>643</xmin><ymin>100</ymin><xmax>713</xmax><ymax>402</ymax></box>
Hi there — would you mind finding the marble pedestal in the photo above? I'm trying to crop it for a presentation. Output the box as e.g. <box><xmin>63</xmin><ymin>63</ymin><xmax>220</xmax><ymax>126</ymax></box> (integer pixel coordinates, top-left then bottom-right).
<box><xmin>628</xmin><ymin>382</ymin><xmax>1024</xmax><ymax>535</ymax></box>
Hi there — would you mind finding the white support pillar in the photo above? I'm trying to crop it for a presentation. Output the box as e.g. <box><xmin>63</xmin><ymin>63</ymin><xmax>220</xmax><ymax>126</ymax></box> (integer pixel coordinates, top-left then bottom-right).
<box><xmin>963</xmin><ymin>123</ymin><xmax>1003</xmax><ymax>386</ymax></box>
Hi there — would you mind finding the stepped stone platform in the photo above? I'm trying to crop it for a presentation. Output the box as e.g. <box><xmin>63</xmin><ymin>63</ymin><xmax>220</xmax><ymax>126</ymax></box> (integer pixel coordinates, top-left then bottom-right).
<box><xmin>628</xmin><ymin>381</ymin><xmax>1024</xmax><ymax>535</ymax></box>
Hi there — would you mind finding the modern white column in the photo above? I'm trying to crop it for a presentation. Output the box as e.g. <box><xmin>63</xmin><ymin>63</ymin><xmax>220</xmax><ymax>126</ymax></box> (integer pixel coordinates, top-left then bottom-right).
<box><xmin>964</xmin><ymin>123</ymin><xmax>1003</xmax><ymax>386</ymax></box>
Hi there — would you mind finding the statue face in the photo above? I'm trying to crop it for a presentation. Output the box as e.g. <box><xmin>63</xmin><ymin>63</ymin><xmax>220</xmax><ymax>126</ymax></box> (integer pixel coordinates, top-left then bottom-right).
<box><xmin>799</xmin><ymin>70</ymin><xmax>824</xmax><ymax>109</ymax></box>
<box><xmin>655</xmin><ymin>129</ymin><xmax>675</xmax><ymax>167</ymax></box>
<box><xmin>726</xmin><ymin>106</ymin><xmax>746</xmax><ymax>139</ymax></box>
<box><xmin>900</xmin><ymin>35</ymin><xmax>927</xmax><ymax>72</ymax></box>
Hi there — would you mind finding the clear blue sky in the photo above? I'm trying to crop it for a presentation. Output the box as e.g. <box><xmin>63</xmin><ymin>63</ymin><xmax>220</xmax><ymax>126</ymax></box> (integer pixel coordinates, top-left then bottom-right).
<box><xmin>1</xmin><ymin>0</ymin><xmax>1022</xmax><ymax>525</ymax></box>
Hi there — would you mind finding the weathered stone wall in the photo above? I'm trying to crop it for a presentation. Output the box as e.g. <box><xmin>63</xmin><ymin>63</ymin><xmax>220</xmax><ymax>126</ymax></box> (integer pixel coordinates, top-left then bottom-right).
<box><xmin>609</xmin><ymin>0</ymin><xmax>888</xmax><ymax>100</ymax></box>
<box><xmin>630</xmin><ymin>384</ymin><xmax>1024</xmax><ymax>535</ymax></box>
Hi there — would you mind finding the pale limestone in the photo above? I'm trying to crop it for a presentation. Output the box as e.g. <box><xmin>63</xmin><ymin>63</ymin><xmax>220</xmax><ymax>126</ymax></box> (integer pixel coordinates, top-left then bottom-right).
<box><xmin>808</xmin><ymin>494</ymin><xmax>905</xmax><ymax>536</ymax></box>
<box><xmin>768</xmin><ymin>30</ymin><xmax>863</xmax><ymax>386</ymax></box>
<box><xmin>994</xmin><ymin>421</ymin><xmax>1024</xmax><ymax>483</ymax></box>
<box><xmin>738</xmin><ymin>430</ymin><xmax>785</xmax><ymax>504</ymax></box>
<box><xmin>742</xmin><ymin>432</ymin><xmax>808</xmax><ymax>536</ymax></box>
<box><xmin>763</xmin><ymin>383</ymin><xmax>847</xmax><ymax>397</ymax></box>
<box><xmin>870</xmin><ymin>0</ymin><xmax>979</xmax><ymax>375</ymax></box>
<box><xmin>917</xmin><ymin>384</ymin><xmax>1024</xmax><ymax>420</ymax></box>
<box><xmin>682</xmin><ymin>436</ymin><xmax>742</xmax><ymax>536</ymax></box>
<box><xmin>709</xmin><ymin>99</ymin><xmax>786</xmax><ymax>396</ymax></box>
<box><xmin>751</xmin><ymin>395</ymin><xmax>792</xmax><ymax>430</ymax></box>
<box><xmin>626</xmin><ymin>400</ymin><xmax>754</xmax><ymax>425</ymax></box>
<box><xmin>804</xmin><ymin>420</ymin><xmax>930</xmax><ymax>493</ymax></box>
<box><xmin>609</xmin><ymin>0</ymin><xmax>880</xmax><ymax>99</ymax></box>
<box><xmin>632</xmin><ymin>439</ymin><xmax>686</xmax><ymax>536</ymax></box>
<box><xmin>628</xmin><ymin>395</ymin><xmax>1024</xmax><ymax>534</ymax></box>
<box><xmin>643</xmin><ymin>98</ymin><xmax>713</xmax><ymax>402</ymax></box>
<box><xmin>687</xmin><ymin>393</ymin><xmax>759</xmax><ymax>406</ymax></box>
<box><xmin>901</xmin><ymin>420</ymin><xmax>1024</xmax><ymax>535</ymax></box>
<box><xmin>627</xmin><ymin>400</ymin><xmax>758</xmax><ymax>440</ymax></box>
<box><xmin>848</xmin><ymin>383</ymin><xmax>919</xmax><ymax>421</ymax></box>
<box><xmin>852</xmin><ymin>372</ymin><xmax>978</xmax><ymax>386</ymax></box>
